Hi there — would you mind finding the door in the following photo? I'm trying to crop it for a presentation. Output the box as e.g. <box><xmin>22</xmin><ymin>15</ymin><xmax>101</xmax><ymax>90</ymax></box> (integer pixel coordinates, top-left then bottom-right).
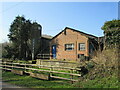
<box><xmin>52</xmin><ymin>45</ymin><xmax>56</xmax><ymax>59</ymax></box>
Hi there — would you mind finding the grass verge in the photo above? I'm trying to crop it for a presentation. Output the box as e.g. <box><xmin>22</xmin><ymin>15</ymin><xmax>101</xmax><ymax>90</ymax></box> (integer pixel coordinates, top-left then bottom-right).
<box><xmin>73</xmin><ymin>73</ymin><xmax>119</xmax><ymax>88</ymax></box>
<box><xmin>2</xmin><ymin>71</ymin><xmax>77</xmax><ymax>88</ymax></box>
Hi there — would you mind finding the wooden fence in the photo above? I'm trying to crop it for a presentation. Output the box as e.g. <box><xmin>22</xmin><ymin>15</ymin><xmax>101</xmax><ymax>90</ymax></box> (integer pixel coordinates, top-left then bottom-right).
<box><xmin>0</xmin><ymin>62</ymin><xmax>81</xmax><ymax>83</ymax></box>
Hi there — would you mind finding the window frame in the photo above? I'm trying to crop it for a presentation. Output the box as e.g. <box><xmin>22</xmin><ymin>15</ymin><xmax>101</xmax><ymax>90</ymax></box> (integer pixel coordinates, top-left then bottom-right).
<box><xmin>65</xmin><ymin>43</ymin><xmax>74</xmax><ymax>51</ymax></box>
<box><xmin>79</xmin><ymin>43</ymin><xmax>86</xmax><ymax>51</ymax></box>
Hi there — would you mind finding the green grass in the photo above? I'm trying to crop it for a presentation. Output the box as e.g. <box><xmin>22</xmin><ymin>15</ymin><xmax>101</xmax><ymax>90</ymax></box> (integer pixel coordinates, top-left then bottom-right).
<box><xmin>29</xmin><ymin>67</ymin><xmax>80</xmax><ymax>79</ymax></box>
<box><xmin>2</xmin><ymin>71</ymin><xmax>77</xmax><ymax>88</ymax></box>
<box><xmin>3</xmin><ymin>64</ymin><xmax>80</xmax><ymax>80</ymax></box>
<box><xmin>73</xmin><ymin>74</ymin><xmax>119</xmax><ymax>88</ymax></box>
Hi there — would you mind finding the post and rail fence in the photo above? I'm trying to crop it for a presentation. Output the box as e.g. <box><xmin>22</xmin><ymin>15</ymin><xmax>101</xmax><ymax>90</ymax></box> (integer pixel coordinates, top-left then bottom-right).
<box><xmin>0</xmin><ymin>61</ymin><xmax>81</xmax><ymax>83</ymax></box>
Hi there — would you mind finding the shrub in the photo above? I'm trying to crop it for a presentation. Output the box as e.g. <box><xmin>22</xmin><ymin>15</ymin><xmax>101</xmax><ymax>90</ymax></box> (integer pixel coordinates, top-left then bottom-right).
<box><xmin>86</xmin><ymin>62</ymin><xmax>94</xmax><ymax>69</ymax></box>
<box><xmin>92</xmin><ymin>48</ymin><xmax>118</xmax><ymax>68</ymax></box>
<box><xmin>74</xmin><ymin>48</ymin><xmax>118</xmax><ymax>88</ymax></box>
<box><xmin>80</xmin><ymin>56</ymin><xmax>85</xmax><ymax>61</ymax></box>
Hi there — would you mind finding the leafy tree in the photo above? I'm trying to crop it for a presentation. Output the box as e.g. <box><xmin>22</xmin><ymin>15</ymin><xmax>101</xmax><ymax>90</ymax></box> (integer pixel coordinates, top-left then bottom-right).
<box><xmin>1</xmin><ymin>42</ymin><xmax>16</xmax><ymax>59</ymax></box>
<box><xmin>8</xmin><ymin>15</ymin><xmax>26</xmax><ymax>60</ymax></box>
<box><xmin>7</xmin><ymin>15</ymin><xmax>41</xmax><ymax>60</ymax></box>
<box><xmin>101</xmin><ymin>20</ymin><xmax>120</xmax><ymax>48</ymax></box>
<box><xmin>27</xmin><ymin>21</ymin><xmax>42</xmax><ymax>60</ymax></box>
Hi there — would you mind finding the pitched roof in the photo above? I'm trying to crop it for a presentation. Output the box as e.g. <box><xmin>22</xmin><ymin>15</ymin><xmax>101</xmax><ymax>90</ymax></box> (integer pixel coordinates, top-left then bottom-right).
<box><xmin>42</xmin><ymin>34</ymin><xmax>53</xmax><ymax>39</ymax></box>
<box><xmin>52</xmin><ymin>27</ymin><xmax>98</xmax><ymax>40</ymax></box>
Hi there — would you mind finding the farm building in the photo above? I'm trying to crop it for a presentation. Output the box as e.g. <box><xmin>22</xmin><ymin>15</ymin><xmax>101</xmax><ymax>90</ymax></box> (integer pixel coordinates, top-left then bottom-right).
<box><xmin>50</xmin><ymin>27</ymin><xmax>103</xmax><ymax>61</ymax></box>
<box><xmin>37</xmin><ymin>34</ymin><xmax>52</xmax><ymax>59</ymax></box>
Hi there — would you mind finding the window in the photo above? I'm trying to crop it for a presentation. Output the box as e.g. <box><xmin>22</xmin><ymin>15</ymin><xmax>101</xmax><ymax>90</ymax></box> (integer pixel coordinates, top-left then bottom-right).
<box><xmin>65</xmin><ymin>44</ymin><xmax>74</xmax><ymax>50</ymax></box>
<box><xmin>79</xmin><ymin>43</ymin><xmax>85</xmax><ymax>50</ymax></box>
<box><xmin>78</xmin><ymin>54</ymin><xmax>84</xmax><ymax>58</ymax></box>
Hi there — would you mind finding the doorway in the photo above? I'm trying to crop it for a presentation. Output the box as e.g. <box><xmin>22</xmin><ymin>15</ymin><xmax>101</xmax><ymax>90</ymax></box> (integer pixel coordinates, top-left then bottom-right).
<box><xmin>52</xmin><ymin>45</ymin><xmax>56</xmax><ymax>59</ymax></box>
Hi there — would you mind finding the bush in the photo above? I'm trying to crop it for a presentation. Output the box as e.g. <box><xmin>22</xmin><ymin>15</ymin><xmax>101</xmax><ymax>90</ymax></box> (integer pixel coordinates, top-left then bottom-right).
<box><xmin>86</xmin><ymin>62</ymin><xmax>94</xmax><ymax>69</ymax></box>
<box><xmin>74</xmin><ymin>48</ymin><xmax>118</xmax><ymax>88</ymax></box>
<box><xmin>92</xmin><ymin>49</ymin><xmax>118</xmax><ymax>68</ymax></box>
<box><xmin>80</xmin><ymin>56</ymin><xmax>85</xmax><ymax>61</ymax></box>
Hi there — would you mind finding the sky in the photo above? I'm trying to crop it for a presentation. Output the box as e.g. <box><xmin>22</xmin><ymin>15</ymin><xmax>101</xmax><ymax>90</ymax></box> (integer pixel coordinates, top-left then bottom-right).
<box><xmin>0</xmin><ymin>1</ymin><xmax>119</xmax><ymax>43</ymax></box>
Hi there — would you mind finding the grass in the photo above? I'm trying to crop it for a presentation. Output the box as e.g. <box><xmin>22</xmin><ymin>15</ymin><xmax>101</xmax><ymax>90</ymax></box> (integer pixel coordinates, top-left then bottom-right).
<box><xmin>12</xmin><ymin>67</ymin><xmax>79</xmax><ymax>80</ymax></box>
<box><xmin>73</xmin><ymin>74</ymin><xmax>119</xmax><ymax>88</ymax></box>
<box><xmin>2</xmin><ymin>71</ymin><xmax>77</xmax><ymax>88</ymax></box>
<box><xmin>3</xmin><ymin>48</ymin><xmax>119</xmax><ymax>88</ymax></box>
<box><xmin>28</xmin><ymin>67</ymin><xmax>80</xmax><ymax>79</ymax></box>
<box><xmin>39</xmin><ymin>59</ymin><xmax>77</xmax><ymax>62</ymax></box>
<box><xmin>3</xmin><ymin>62</ymin><xmax>80</xmax><ymax>80</ymax></box>
<box><xmin>3</xmin><ymin>70</ymin><xmax>118</xmax><ymax>88</ymax></box>
<box><xmin>73</xmin><ymin>49</ymin><xmax>119</xmax><ymax>88</ymax></box>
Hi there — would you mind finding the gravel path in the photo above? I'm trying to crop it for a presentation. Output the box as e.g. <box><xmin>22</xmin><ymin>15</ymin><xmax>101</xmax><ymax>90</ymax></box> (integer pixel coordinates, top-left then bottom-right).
<box><xmin>0</xmin><ymin>79</ymin><xmax>32</xmax><ymax>90</ymax></box>
<box><xmin>1</xmin><ymin>82</ymin><xmax>23</xmax><ymax>88</ymax></box>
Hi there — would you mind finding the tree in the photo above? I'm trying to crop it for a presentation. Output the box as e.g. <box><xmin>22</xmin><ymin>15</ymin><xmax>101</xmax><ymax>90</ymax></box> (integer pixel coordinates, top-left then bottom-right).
<box><xmin>101</xmin><ymin>20</ymin><xmax>120</xmax><ymax>48</ymax></box>
<box><xmin>8</xmin><ymin>15</ymin><xmax>26</xmax><ymax>60</ymax></box>
<box><xmin>7</xmin><ymin>15</ymin><xmax>42</xmax><ymax>60</ymax></box>
<box><xmin>28</xmin><ymin>22</ymin><xmax>42</xmax><ymax>60</ymax></box>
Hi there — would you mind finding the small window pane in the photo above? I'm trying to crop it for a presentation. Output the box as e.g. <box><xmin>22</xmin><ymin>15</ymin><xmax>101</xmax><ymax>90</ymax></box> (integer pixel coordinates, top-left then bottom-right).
<box><xmin>79</xmin><ymin>43</ymin><xmax>85</xmax><ymax>50</ymax></box>
<box><xmin>65</xmin><ymin>44</ymin><xmax>74</xmax><ymax>50</ymax></box>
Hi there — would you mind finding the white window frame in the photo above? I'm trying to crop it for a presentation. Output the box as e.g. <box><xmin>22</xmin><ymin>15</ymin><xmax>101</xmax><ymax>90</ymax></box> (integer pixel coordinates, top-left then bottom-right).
<box><xmin>65</xmin><ymin>44</ymin><xmax>74</xmax><ymax>51</ymax></box>
<box><xmin>79</xmin><ymin>43</ymin><xmax>85</xmax><ymax>51</ymax></box>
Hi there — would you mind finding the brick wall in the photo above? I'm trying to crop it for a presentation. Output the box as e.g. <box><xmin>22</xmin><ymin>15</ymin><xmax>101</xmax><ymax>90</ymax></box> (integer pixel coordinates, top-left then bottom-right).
<box><xmin>50</xmin><ymin>28</ymin><xmax>89</xmax><ymax>61</ymax></box>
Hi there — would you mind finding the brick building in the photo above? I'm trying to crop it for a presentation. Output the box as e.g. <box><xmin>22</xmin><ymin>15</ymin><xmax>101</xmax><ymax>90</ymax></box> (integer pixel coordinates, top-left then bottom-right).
<box><xmin>50</xmin><ymin>27</ymin><xmax>99</xmax><ymax>61</ymax></box>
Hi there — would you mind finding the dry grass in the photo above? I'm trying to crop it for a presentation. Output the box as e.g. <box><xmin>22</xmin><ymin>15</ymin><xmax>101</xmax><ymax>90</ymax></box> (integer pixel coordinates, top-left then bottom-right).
<box><xmin>92</xmin><ymin>48</ymin><xmax>118</xmax><ymax>68</ymax></box>
<box><xmin>74</xmin><ymin>48</ymin><xmax>119</xmax><ymax>88</ymax></box>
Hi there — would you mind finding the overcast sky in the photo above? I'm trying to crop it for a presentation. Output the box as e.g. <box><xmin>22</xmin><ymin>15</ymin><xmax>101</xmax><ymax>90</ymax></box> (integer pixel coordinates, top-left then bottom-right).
<box><xmin>0</xmin><ymin>1</ymin><xmax>119</xmax><ymax>43</ymax></box>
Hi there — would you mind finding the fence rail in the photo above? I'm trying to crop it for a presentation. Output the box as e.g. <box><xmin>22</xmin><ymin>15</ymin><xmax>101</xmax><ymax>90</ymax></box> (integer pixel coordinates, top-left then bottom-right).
<box><xmin>1</xmin><ymin>61</ymin><xmax>81</xmax><ymax>83</ymax></box>
<box><xmin>1</xmin><ymin>62</ymin><xmax>80</xmax><ymax>70</ymax></box>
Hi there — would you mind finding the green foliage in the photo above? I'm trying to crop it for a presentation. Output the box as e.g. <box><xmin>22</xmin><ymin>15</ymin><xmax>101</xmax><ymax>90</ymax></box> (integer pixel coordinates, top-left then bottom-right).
<box><xmin>2</xmin><ymin>42</ymin><xmax>18</xmax><ymax>59</ymax></box>
<box><xmin>74</xmin><ymin>63</ymin><xmax>118</xmax><ymax>88</ymax></box>
<box><xmin>74</xmin><ymin>48</ymin><xmax>119</xmax><ymax>88</ymax></box>
<box><xmin>13</xmin><ymin>60</ymin><xmax>32</xmax><ymax>64</ymax></box>
<box><xmin>32</xmin><ymin>70</ymin><xmax>50</xmax><ymax>75</ymax></box>
<box><xmin>86</xmin><ymin>62</ymin><xmax>94</xmax><ymax>69</ymax></box>
<box><xmin>101</xmin><ymin>20</ymin><xmax>120</xmax><ymax>48</ymax></box>
<box><xmin>74</xmin><ymin>74</ymin><xmax>118</xmax><ymax>88</ymax></box>
<box><xmin>6</xmin><ymin>15</ymin><xmax>42</xmax><ymax>60</ymax></box>
<box><xmin>101</xmin><ymin>20</ymin><xmax>120</xmax><ymax>31</ymax></box>
<box><xmin>2</xmin><ymin>45</ymin><xmax>12</xmax><ymax>59</ymax></box>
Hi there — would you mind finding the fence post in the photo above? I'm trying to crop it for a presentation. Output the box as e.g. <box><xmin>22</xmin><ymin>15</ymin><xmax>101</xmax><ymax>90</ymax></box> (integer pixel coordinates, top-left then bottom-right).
<box><xmin>5</xmin><ymin>62</ymin><xmax>6</xmax><ymax>71</ymax></box>
<box><xmin>50</xmin><ymin>66</ymin><xmax>53</xmax><ymax>80</ymax></box>
<box><xmin>71</xmin><ymin>69</ymin><xmax>74</xmax><ymax>84</ymax></box>
<box><xmin>12</xmin><ymin>63</ymin><xmax>13</xmax><ymax>70</ymax></box>
<box><xmin>25</xmin><ymin>63</ymin><xmax>26</xmax><ymax>72</ymax></box>
<box><xmin>43</xmin><ymin>54</ymin><xmax>44</xmax><ymax>59</ymax></box>
<box><xmin>40</xmin><ymin>59</ymin><xmax>41</xmax><ymax>68</ymax></box>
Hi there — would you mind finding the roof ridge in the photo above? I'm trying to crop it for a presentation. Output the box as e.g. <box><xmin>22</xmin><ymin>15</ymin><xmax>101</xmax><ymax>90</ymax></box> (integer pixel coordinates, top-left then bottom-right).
<box><xmin>52</xmin><ymin>27</ymin><xmax>98</xmax><ymax>40</ymax></box>
<box><xmin>65</xmin><ymin>27</ymin><xmax>98</xmax><ymax>38</ymax></box>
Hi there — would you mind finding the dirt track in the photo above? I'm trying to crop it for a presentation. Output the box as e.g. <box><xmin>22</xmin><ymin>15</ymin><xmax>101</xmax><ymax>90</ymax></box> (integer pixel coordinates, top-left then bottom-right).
<box><xmin>0</xmin><ymin>79</ymin><xmax>33</xmax><ymax>90</ymax></box>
